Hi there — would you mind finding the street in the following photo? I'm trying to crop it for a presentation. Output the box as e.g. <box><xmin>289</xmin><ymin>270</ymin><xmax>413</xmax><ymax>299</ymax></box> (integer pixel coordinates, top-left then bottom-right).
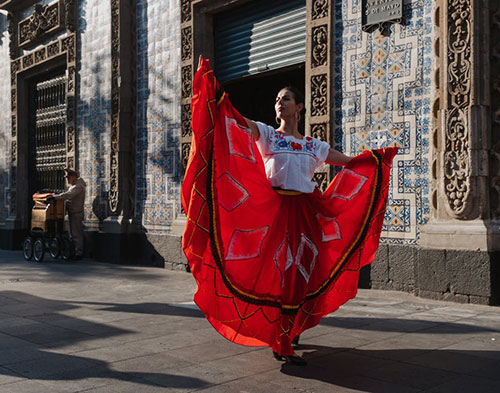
<box><xmin>0</xmin><ymin>249</ymin><xmax>499</xmax><ymax>392</ymax></box>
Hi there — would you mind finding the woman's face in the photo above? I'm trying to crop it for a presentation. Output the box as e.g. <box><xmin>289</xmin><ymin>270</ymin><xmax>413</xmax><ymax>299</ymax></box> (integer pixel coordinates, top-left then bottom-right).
<box><xmin>275</xmin><ymin>88</ymin><xmax>303</xmax><ymax>120</ymax></box>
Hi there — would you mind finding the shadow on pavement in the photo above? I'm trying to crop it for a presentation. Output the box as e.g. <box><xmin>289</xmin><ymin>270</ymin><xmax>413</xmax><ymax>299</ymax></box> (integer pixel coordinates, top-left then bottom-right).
<box><xmin>69</xmin><ymin>300</ymin><xmax>204</xmax><ymax>318</ymax></box>
<box><xmin>320</xmin><ymin>316</ymin><xmax>500</xmax><ymax>334</ymax></box>
<box><xmin>281</xmin><ymin>344</ymin><xmax>500</xmax><ymax>392</ymax></box>
<box><xmin>0</xmin><ymin>291</ymin><xmax>209</xmax><ymax>389</ymax></box>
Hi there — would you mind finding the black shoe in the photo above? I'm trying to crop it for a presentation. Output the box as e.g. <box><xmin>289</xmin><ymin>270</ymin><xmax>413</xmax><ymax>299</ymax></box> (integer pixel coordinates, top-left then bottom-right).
<box><xmin>292</xmin><ymin>335</ymin><xmax>300</xmax><ymax>346</ymax></box>
<box><xmin>273</xmin><ymin>351</ymin><xmax>285</xmax><ymax>361</ymax></box>
<box><xmin>272</xmin><ymin>351</ymin><xmax>307</xmax><ymax>366</ymax></box>
<box><xmin>285</xmin><ymin>354</ymin><xmax>307</xmax><ymax>366</ymax></box>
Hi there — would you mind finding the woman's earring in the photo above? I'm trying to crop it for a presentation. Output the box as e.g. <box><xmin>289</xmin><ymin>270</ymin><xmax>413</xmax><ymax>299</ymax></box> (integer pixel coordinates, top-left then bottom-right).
<box><xmin>296</xmin><ymin>112</ymin><xmax>301</xmax><ymax>122</ymax></box>
<box><xmin>276</xmin><ymin>116</ymin><xmax>281</xmax><ymax>125</ymax></box>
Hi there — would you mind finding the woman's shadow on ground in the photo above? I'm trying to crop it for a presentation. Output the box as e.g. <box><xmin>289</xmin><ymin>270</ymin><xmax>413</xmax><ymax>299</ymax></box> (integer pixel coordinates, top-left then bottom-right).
<box><xmin>280</xmin><ymin>342</ymin><xmax>500</xmax><ymax>392</ymax></box>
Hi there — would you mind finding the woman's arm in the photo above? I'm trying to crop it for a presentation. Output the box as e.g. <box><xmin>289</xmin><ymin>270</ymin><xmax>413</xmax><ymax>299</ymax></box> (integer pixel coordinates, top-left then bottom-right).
<box><xmin>243</xmin><ymin>117</ymin><xmax>260</xmax><ymax>140</ymax></box>
<box><xmin>325</xmin><ymin>148</ymin><xmax>352</xmax><ymax>166</ymax></box>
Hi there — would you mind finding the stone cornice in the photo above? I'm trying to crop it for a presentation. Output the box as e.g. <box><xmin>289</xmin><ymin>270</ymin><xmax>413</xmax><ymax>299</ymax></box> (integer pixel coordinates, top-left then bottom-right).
<box><xmin>0</xmin><ymin>0</ymin><xmax>38</xmax><ymax>12</ymax></box>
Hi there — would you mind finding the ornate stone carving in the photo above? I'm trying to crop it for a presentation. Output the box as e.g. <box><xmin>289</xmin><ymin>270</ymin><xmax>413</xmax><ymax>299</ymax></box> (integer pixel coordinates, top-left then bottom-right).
<box><xmin>182</xmin><ymin>65</ymin><xmax>192</xmax><ymax>98</ymax></box>
<box><xmin>67</xmin><ymin>126</ymin><xmax>74</xmax><ymax>152</ymax></box>
<box><xmin>181</xmin><ymin>26</ymin><xmax>192</xmax><ymax>61</ymax></box>
<box><xmin>67</xmin><ymin>156</ymin><xmax>74</xmax><ymax>171</ymax></box>
<box><xmin>312</xmin><ymin>25</ymin><xmax>327</xmax><ymax>68</ymax></box>
<box><xmin>182</xmin><ymin>143</ymin><xmax>191</xmax><ymax>169</ymax></box>
<box><xmin>181</xmin><ymin>0</ymin><xmax>192</xmax><ymax>23</ymax></box>
<box><xmin>312</xmin><ymin>0</ymin><xmax>328</xmax><ymax>20</ymax></box>
<box><xmin>110</xmin><ymin>116</ymin><xmax>119</xmax><ymax>212</ymax></box>
<box><xmin>11</xmin><ymin>141</ymin><xmax>16</xmax><ymax>165</ymax></box>
<box><xmin>11</xmin><ymin>115</ymin><xmax>16</xmax><ymax>137</ymax></box>
<box><xmin>109</xmin><ymin>0</ymin><xmax>137</xmax><ymax>216</ymax></box>
<box><xmin>311</xmin><ymin>74</ymin><xmax>327</xmax><ymax>116</ymax></box>
<box><xmin>22</xmin><ymin>53</ymin><xmax>34</xmax><ymax>68</ymax></box>
<box><xmin>313</xmin><ymin>172</ymin><xmax>328</xmax><ymax>192</ymax></box>
<box><xmin>62</xmin><ymin>35</ymin><xmax>75</xmax><ymax>62</ymax></box>
<box><xmin>34</xmin><ymin>48</ymin><xmax>46</xmax><ymax>63</ymax></box>
<box><xmin>64</xmin><ymin>0</ymin><xmax>76</xmax><ymax>32</ymax></box>
<box><xmin>181</xmin><ymin>104</ymin><xmax>192</xmax><ymax>137</ymax></box>
<box><xmin>10</xmin><ymin>59</ymin><xmax>19</xmax><ymax>84</ymax></box>
<box><xmin>311</xmin><ymin>123</ymin><xmax>327</xmax><ymax>141</ymax></box>
<box><xmin>67</xmin><ymin>66</ymin><xmax>75</xmax><ymax>93</ymax></box>
<box><xmin>18</xmin><ymin>2</ymin><xmax>62</xmax><ymax>48</ymax></box>
<box><xmin>10</xmin><ymin>88</ymin><xmax>16</xmax><ymax>111</ymax></box>
<box><xmin>443</xmin><ymin>0</ymin><xmax>472</xmax><ymax>217</ymax></box>
<box><xmin>47</xmin><ymin>41</ymin><xmax>60</xmax><ymax>57</ymax></box>
<box><xmin>7</xmin><ymin>12</ymin><xmax>18</xmax><ymax>58</ymax></box>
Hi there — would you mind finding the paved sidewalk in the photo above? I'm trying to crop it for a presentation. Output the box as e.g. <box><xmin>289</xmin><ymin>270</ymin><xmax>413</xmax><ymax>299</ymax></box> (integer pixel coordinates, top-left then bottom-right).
<box><xmin>0</xmin><ymin>249</ymin><xmax>499</xmax><ymax>393</ymax></box>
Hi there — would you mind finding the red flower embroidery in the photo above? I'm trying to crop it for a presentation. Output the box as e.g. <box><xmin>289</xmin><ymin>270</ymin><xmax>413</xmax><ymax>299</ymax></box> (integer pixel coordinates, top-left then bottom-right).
<box><xmin>291</xmin><ymin>142</ymin><xmax>302</xmax><ymax>151</ymax></box>
<box><xmin>305</xmin><ymin>136</ymin><xmax>312</xmax><ymax>141</ymax></box>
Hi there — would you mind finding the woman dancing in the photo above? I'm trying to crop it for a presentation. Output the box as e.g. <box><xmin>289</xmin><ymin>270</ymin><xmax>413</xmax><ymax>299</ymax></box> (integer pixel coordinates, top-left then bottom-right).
<box><xmin>182</xmin><ymin>58</ymin><xmax>397</xmax><ymax>365</ymax></box>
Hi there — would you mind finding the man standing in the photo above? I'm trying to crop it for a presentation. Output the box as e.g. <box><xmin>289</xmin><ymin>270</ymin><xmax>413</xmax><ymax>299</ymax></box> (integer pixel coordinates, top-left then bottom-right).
<box><xmin>52</xmin><ymin>168</ymin><xmax>86</xmax><ymax>260</ymax></box>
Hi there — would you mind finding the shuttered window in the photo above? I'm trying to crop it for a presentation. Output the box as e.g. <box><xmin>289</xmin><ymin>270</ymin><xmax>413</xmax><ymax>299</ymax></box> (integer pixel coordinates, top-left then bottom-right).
<box><xmin>214</xmin><ymin>0</ymin><xmax>306</xmax><ymax>82</ymax></box>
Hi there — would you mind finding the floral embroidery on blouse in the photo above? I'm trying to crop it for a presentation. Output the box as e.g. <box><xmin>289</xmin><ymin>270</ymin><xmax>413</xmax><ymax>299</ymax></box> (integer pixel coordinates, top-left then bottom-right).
<box><xmin>270</xmin><ymin>130</ymin><xmax>315</xmax><ymax>153</ymax></box>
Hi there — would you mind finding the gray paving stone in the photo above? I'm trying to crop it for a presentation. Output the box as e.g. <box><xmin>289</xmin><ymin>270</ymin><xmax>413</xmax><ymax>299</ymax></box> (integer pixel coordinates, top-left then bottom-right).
<box><xmin>407</xmin><ymin>350</ymin><xmax>500</xmax><ymax>375</ymax></box>
<box><xmin>0</xmin><ymin>366</ymin><xmax>24</xmax><ymax>385</ymax></box>
<box><xmin>1</xmin><ymin>250</ymin><xmax>500</xmax><ymax>392</ymax></box>
<box><xmin>142</xmin><ymin>364</ymin><xmax>240</xmax><ymax>390</ymax></box>
<box><xmin>110</xmin><ymin>352</ymin><xmax>197</xmax><ymax>374</ymax></box>
<box><xmin>423</xmin><ymin>375</ymin><xmax>500</xmax><ymax>393</ymax></box>
<box><xmin>359</xmin><ymin>361</ymin><xmax>457</xmax><ymax>390</ymax></box>
<box><xmin>0</xmin><ymin>379</ymin><xmax>67</xmax><ymax>393</ymax></box>
<box><xmin>439</xmin><ymin>336</ymin><xmax>500</xmax><ymax>361</ymax></box>
<box><xmin>0</xmin><ymin>345</ymin><xmax>50</xmax><ymax>366</ymax></box>
<box><xmin>2</xmin><ymin>351</ymin><xmax>100</xmax><ymax>379</ymax></box>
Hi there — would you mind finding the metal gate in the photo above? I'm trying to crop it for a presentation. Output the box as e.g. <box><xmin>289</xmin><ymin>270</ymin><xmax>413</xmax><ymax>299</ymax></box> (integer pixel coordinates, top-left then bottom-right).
<box><xmin>30</xmin><ymin>73</ymin><xmax>67</xmax><ymax>194</ymax></box>
<box><xmin>214</xmin><ymin>0</ymin><xmax>306</xmax><ymax>82</ymax></box>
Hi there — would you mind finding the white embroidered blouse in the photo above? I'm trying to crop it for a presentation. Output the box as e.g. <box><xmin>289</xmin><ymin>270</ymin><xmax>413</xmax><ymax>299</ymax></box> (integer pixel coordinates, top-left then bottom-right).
<box><xmin>255</xmin><ymin>122</ymin><xmax>331</xmax><ymax>193</ymax></box>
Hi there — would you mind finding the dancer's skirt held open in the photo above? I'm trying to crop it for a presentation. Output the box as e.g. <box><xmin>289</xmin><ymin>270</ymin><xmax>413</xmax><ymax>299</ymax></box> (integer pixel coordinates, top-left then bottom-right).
<box><xmin>181</xmin><ymin>58</ymin><xmax>398</xmax><ymax>356</ymax></box>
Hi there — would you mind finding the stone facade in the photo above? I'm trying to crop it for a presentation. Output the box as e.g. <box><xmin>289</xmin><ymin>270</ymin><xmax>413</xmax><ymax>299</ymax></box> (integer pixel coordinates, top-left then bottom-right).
<box><xmin>0</xmin><ymin>0</ymin><xmax>497</xmax><ymax>304</ymax></box>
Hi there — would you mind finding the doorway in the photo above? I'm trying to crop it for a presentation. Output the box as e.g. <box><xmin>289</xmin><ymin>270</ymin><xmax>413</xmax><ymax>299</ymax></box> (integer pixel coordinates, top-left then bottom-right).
<box><xmin>222</xmin><ymin>64</ymin><xmax>305</xmax><ymax>130</ymax></box>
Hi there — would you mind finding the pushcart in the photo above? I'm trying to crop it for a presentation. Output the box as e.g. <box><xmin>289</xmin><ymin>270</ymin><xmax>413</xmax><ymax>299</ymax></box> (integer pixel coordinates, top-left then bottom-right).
<box><xmin>23</xmin><ymin>193</ymin><xmax>73</xmax><ymax>262</ymax></box>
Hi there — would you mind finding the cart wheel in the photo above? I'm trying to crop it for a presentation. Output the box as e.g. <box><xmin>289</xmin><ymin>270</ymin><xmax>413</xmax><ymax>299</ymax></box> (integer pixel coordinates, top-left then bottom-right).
<box><xmin>23</xmin><ymin>237</ymin><xmax>34</xmax><ymax>260</ymax></box>
<box><xmin>33</xmin><ymin>239</ymin><xmax>45</xmax><ymax>262</ymax></box>
<box><xmin>61</xmin><ymin>238</ymin><xmax>73</xmax><ymax>260</ymax></box>
<box><xmin>48</xmin><ymin>237</ymin><xmax>60</xmax><ymax>259</ymax></box>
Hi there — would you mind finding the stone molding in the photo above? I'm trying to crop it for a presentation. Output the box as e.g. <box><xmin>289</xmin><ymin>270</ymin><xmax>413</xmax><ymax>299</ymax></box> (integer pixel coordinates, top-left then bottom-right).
<box><xmin>18</xmin><ymin>1</ymin><xmax>64</xmax><ymax>49</ymax></box>
<box><xmin>109</xmin><ymin>0</ymin><xmax>137</xmax><ymax>219</ymax></box>
<box><xmin>307</xmin><ymin>0</ymin><xmax>333</xmax><ymax>191</ymax></box>
<box><xmin>424</xmin><ymin>0</ymin><xmax>496</xmax><ymax>250</ymax></box>
<box><xmin>432</xmin><ymin>0</ymin><xmax>490</xmax><ymax>221</ymax></box>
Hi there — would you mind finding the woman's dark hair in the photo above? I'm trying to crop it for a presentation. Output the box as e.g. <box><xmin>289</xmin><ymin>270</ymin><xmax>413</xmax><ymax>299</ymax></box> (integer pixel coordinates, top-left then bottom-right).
<box><xmin>282</xmin><ymin>86</ymin><xmax>304</xmax><ymax>106</ymax></box>
<box><xmin>281</xmin><ymin>86</ymin><xmax>306</xmax><ymax>135</ymax></box>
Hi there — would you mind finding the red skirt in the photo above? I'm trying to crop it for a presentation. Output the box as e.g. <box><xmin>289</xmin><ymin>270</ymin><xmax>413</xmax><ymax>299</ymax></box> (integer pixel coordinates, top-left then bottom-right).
<box><xmin>181</xmin><ymin>59</ymin><xmax>397</xmax><ymax>356</ymax></box>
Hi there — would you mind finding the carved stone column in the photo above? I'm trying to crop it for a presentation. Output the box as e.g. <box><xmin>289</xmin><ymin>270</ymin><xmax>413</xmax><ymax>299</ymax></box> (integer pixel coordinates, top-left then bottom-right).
<box><xmin>421</xmin><ymin>0</ymin><xmax>499</xmax><ymax>251</ymax></box>
<box><xmin>306</xmin><ymin>0</ymin><xmax>334</xmax><ymax>191</ymax></box>
<box><xmin>180</xmin><ymin>0</ymin><xmax>193</xmax><ymax>175</ymax></box>
<box><xmin>106</xmin><ymin>0</ymin><xmax>137</xmax><ymax>231</ymax></box>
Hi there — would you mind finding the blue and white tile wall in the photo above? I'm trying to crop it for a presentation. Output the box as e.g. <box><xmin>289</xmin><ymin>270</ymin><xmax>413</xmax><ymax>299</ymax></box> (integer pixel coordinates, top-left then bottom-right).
<box><xmin>136</xmin><ymin>0</ymin><xmax>181</xmax><ymax>233</ymax></box>
<box><xmin>0</xmin><ymin>12</ymin><xmax>10</xmax><ymax>223</ymax></box>
<box><xmin>77</xmin><ymin>0</ymin><xmax>112</xmax><ymax>224</ymax></box>
<box><xmin>334</xmin><ymin>0</ymin><xmax>434</xmax><ymax>244</ymax></box>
